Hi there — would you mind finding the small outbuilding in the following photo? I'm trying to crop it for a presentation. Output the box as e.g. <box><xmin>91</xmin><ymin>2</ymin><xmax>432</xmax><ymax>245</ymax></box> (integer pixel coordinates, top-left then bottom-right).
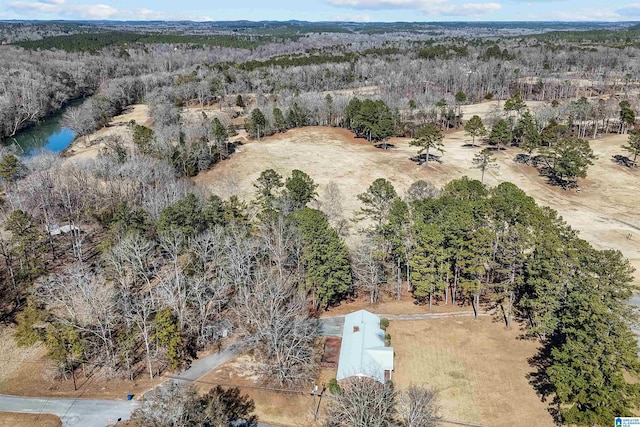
<box><xmin>336</xmin><ymin>309</ymin><xmax>394</xmax><ymax>384</ymax></box>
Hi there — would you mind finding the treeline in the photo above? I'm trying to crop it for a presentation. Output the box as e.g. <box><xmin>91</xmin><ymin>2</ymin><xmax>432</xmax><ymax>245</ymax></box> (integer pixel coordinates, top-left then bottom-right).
<box><xmin>351</xmin><ymin>176</ymin><xmax>639</xmax><ymax>425</ymax></box>
<box><xmin>531</xmin><ymin>28</ymin><xmax>640</xmax><ymax>44</ymax></box>
<box><xmin>5</xmin><ymin>26</ymin><xmax>640</xmax><ymax>143</ymax></box>
<box><xmin>14</xmin><ymin>32</ymin><xmax>294</xmax><ymax>52</ymax></box>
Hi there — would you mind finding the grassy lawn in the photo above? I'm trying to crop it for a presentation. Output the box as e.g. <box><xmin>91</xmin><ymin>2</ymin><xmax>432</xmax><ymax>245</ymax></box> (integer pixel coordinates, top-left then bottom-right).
<box><xmin>387</xmin><ymin>317</ymin><xmax>555</xmax><ymax>427</ymax></box>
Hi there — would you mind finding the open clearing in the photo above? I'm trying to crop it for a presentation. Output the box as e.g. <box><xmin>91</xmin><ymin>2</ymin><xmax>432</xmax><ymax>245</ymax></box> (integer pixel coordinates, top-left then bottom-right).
<box><xmin>196</xmin><ymin>354</ymin><xmax>337</xmax><ymax>426</ymax></box>
<box><xmin>0</xmin><ymin>412</ymin><xmax>61</xmax><ymax>427</ymax></box>
<box><xmin>387</xmin><ymin>317</ymin><xmax>554</xmax><ymax>427</ymax></box>
<box><xmin>63</xmin><ymin>104</ymin><xmax>150</xmax><ymax>161</ymax></box>
<box><xmin>195</xmin><ymin>125</ymin><xmax>640</xmax><ymax>279</ymax></box>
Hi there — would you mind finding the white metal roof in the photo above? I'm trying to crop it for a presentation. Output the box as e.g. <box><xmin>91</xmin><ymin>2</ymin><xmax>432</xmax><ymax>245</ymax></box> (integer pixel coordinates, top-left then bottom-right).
<box><xmin>336</xmin><ymin>310</ymin><xmax>394</xmax><ymax>383</ymax></box>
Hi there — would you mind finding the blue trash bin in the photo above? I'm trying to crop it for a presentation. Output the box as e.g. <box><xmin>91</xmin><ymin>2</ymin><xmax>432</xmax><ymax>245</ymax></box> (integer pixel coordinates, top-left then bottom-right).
<box><xmin>127</xmin><ymin>394</ymin><xmax>134</xmax><ymax>401</ymax></box>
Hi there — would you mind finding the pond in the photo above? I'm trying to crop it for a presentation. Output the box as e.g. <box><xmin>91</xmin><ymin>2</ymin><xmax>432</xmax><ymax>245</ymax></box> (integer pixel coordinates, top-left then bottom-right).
<box><xmin>3</xmin><ymin>99</ymin><xmax>81</xmax><ymax>156</ymax></box>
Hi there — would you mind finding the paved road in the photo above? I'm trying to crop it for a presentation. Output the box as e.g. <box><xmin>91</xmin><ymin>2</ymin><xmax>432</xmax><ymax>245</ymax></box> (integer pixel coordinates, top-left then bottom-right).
<box><xmin>319</xmin><ymin>310</ymin><xmax>487</xmax><ymax>336</ymax></box>
<box><xmin>167</xmin><ymin>346</ymin><xmax>240</xmax><ymax>385</ymax></box>
<box><xmin>0</xmin><ymin>394</ymin><xmax>137</xmax><ymax>427</ymax></box>
<box><xmin>0</xmin><ymin>347</ymin><xmax>244</xmax><ymax>427</ymax></box>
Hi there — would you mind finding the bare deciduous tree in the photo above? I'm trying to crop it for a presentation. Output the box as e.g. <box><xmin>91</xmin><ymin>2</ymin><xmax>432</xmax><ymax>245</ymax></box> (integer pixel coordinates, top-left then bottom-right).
<box><xmin>232</xmin><ymin>267</ymin><xmax>318</xmax><ymax>386</ymax></box>
<box><xmin>397</xmin><ymin>386</ymin><xmax>440</xmax><ymax>427</ymax></box>
<box><xmin>325</xmin><ymin>377</ymin><xmax>397</xmax><ymax>427</ymax></box>
<box><xmin>352</xmin><ymin>238</ymin><xmax>387</xmax><ymax>304</ymax></box>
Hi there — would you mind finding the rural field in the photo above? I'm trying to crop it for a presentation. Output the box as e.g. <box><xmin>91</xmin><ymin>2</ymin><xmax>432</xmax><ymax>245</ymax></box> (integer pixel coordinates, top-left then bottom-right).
<box><xmin>387</xmin><ymin>317</ymin><xmax>554</xmax><ymax>427</ymax></box>
<box><xmin>195</xmin><ymin>123</ymin><xmax>640</xmax><ymax>279</ymax></box>
<box><xmin>195</xmin><ymin>315</ymin><xmax>553</xmax><ymax>427</ymax></box>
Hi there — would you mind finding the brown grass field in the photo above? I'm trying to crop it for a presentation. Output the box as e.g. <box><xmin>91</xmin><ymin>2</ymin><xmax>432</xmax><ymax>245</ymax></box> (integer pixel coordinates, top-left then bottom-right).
<box><xmin>388</xmin><ymin>317</ymin><xmax>554</xmax><ymax>427</ymax></box>
<box><xmin>0</xmin><ymin>412</ymin><xmax>61</xmax><ymax>427</ymax></box>
<box><xmin>195</xmin><ymin>125</ymin><xmax>640</xmax><ymax>281</ymax></box>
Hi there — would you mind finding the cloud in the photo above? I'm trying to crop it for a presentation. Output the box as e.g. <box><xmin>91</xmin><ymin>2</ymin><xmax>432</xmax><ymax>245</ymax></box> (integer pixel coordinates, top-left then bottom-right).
<box><xmin>4</xmin><ymin>0</ymin><xmax>216</xmax><ymax>20</ymax></box>
<box><xmin>616</xmin><ymin>3</ymin><xmax>640</xmax><ymax>15</ymax></box>
<box><xmin>6</xmin><ymin>0</ymin><xmax>119</xmax><ymax>19</ymax></box>
<box><xmin>326</xmin><ymin>0</ymin><xmax>501</xmax><ymax>15</ymax></box>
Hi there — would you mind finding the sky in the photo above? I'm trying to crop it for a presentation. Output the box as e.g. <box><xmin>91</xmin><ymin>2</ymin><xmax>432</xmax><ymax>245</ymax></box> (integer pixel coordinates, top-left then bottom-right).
<box><xmin>0</xmin><ymin>0</ymin><xmax>639</xmax><ymax>22</ymax></box>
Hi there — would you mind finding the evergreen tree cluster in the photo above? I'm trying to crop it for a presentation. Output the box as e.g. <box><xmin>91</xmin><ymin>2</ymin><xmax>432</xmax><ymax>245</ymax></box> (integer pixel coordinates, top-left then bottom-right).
<box><xmin>386</xmin><ymin>176</ymin><xmax>639</xmax><ymax>425</ymax></box>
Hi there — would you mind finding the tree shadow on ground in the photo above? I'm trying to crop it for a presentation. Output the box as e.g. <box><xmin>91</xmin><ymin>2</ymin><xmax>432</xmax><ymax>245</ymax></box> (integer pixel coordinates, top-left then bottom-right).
<box><xmin>611</xmin><ymin>154</ymin><xmax>637</xmax><ymax>168</ymax></box>
<box><xmin>374</xmin><ymin>143</ymin><xmax>397</xmax><ymax>149</ymax></box>
<box><xmin>409</xmin><ymin>153</ymin><xmax>443</xmax><ymax>166</ymax></box>
<box><xmin>485</xmin><ymin>146</ymin><xmax>505</xmax><ymax>151</ymax></box>
<box><xmin>513</xmin><ymin>153</ymin><xmax>531</xmax><ymax>164</ymax></box>
<box><xmin>537</xmin><ymin>166</ymin><xmax>578</xmax><ymax>190</ymax></box>
<box><xmin>514</xmin><ymin>154</ymin><xmax>578</xmax><ymax>190</ymax></box>
<box><xmin>527</xmin><ymin>344</ymin><xmax>564</xmax><ymax>426</ymax></box>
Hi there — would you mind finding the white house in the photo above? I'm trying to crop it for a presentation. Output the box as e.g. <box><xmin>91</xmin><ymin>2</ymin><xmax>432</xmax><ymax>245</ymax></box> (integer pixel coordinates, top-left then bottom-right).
<box><xmin>46</xmin><ymin>224</ymin><xmax>81</xmax><ymax>236</ymax></box>
<box><xmin>336</xmin><ymin>309</ymin><xmax>394</xmax><ymax>384</ymax></box>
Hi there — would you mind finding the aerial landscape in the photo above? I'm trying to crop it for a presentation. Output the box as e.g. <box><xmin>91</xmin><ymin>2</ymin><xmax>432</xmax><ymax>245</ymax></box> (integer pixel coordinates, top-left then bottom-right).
<box><xmin>1</xmin><ymin>1</ymin><xmax>640</xmax><ymax>426</ymax></box>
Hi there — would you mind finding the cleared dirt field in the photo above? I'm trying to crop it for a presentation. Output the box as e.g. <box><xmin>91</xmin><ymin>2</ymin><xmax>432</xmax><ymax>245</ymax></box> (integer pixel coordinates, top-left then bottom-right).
<box><xmin>387</xmin><ymin>317</ymin><xmax>554</xmax><ymax>427</ymax></box>
<box><xmin>0</xmin><ymin>412</ymin><xmax>61</xmax><ymax>427</ymax></box>
<box><xmin>195</xmin><ymin>126</ymin><xmax>640</xmax><ymax>280</ymax></box>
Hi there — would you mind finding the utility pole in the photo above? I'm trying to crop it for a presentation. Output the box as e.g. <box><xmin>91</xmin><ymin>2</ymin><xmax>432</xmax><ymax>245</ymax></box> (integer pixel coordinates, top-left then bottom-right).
<box><xmin>67</xmin><ymin>344</ymin><xmax>77</xmax><ymax>391</ymax></box>
<box><xmin>313</xmin><ymin>383</ymin><xmax>326</xmax><ymax>420</ymax></box>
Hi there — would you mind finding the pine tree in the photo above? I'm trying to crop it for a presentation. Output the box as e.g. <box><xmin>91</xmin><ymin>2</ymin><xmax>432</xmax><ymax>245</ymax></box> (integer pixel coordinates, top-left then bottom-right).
<box><xmin>471</xmin><ymin>148</ymin><xmax>499</xmax><ymax>183</ymax></box>
<box><xmin>619</xmin><ymin>100</ymin><xmax>636</xmax><ymax>134</ymax></box>
<box><xmin>153</xmin><ymin>308</ymin><xmax>183</xmax><ymax>369</ymax></box>
<box><xmin>292</xmin><ymin>208</ymin><xmax>352</xmax><ymax>311</ymax></box>
<box><xmin>458</xmin><ymin>228</ymin><xmax>494</xmax><ymax>319</ymax></box>
<box><xmin>0</xmin><ymin>154</ymin><xmax>22</xmax><ymax>183</ymax></box>
<box><xmin>253</xmin><ymin>169</ymin><xmax>284</xmax><ymax>213</ymax></box>
<box><xmin>284</xmin><ymin>169</ymin><xmax>318</xmax><ymax>211</ymax></box>
<box><xmin>410</xmin><ymin>223</ymin><xmax>448</xmax><ymax>311</ymax></box>
<box><xmin>273</xmin><ymin>107</ymin><xmax>286</xmax><ymax>132</ymax></box>
<box><xmin>246</xmin><ymin>108</ymin><xmax>267</xmax><ymax>139</ymax></box>
<box><xmin>541</xmin><ymin>137</ymin><xmax>596</xmax><ymax>186</ymax></box>
<box><xmin>356</xmin><ymin>178</ymin><xmax>398</xmax><ymax>231</ymax></box>
<box><xmin>464</xmin><ymin>115</ymin><xmax>487</xmax><ymax>146</ymax></box>
<box><xmin>409</xmin><ymin>124</ymin><xmax>444</xmax><ymax>168</ymax></box>
<box><xmin>515</xmin><ymin>111</ymin><xmax>541</xmax><ymax>161</ymax></box>
<box><xmin>489</xmin><ymin>119</ymin><xmax>512</xmax><ymax>149</ymax></box>
<box><xmin>547</xmin><ymin>271</ymin><xmax>640</xmax><ymax>426</ymax></box>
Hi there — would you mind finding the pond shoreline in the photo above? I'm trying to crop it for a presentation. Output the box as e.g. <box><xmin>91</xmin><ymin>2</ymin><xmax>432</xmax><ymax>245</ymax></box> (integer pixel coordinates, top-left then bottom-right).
<box><xmin>2</xmin><ymin>97</ymin><xmax>85</xmax><ymax>156</ymax></box>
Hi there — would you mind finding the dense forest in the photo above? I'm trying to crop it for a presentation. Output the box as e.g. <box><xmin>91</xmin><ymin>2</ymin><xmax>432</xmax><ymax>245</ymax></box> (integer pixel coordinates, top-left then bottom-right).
<box><xmin>1</xmin><ymin>20</ymin><xmax>640</xmax><ymax>427</ymax></box>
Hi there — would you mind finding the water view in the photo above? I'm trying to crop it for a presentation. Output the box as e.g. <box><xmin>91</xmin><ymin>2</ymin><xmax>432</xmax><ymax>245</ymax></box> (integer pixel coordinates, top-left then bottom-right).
<box><xmin>4</xmin><ymin>101</ymin><xmax>79</xmax><ymax>156</ymax></box>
